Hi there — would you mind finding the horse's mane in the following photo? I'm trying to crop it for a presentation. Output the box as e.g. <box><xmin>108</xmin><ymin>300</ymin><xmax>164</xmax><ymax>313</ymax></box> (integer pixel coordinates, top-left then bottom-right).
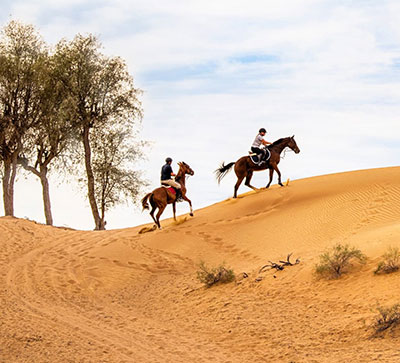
<box><xmin>268</xmin><ymin>137</ymin><xmax>288</xmax><ymax>148</ymax></box>
<box><xmin>175</xmin><ymin>161</ymin><xmax>189</xmax><ymax>183</ymax></box>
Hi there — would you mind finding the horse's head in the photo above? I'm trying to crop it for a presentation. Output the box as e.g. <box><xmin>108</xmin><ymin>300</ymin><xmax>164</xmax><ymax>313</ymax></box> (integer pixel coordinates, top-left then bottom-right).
<box><xmin>288</xmin><ymin>135</ymin><xmax>300</xmax><ymax>154</ymax></box>
<box><xmin>178</xmin><ymin>161</ymin><xmax>194</xmax><ymax>176</ymax></box>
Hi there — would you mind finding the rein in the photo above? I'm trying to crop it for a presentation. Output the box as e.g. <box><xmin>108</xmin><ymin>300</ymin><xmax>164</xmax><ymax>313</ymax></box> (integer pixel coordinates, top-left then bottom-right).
<box><xmin>268</xmin><ymin>138</ymin><xmax>294</xmax><ymax>159</ymax></box>
<box><xmin>281</xmin><ymin>147</ymin><xmax>294</xmax><ymax>159</ymax></box>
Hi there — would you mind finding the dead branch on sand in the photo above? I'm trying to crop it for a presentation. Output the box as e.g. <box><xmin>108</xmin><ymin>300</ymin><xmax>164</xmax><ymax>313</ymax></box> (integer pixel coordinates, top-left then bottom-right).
<box><xmin>259</xmin><ymin>253</ymin><xmax>300</xmax><ymax>273</ymax></box>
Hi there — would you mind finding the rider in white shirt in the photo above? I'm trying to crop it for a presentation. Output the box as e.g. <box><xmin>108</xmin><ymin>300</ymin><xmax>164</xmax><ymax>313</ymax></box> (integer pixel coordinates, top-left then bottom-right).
<box><xmin>251</xmin><ymin>128</ymin><xmax>271</xmax><ymax>165</ymax></box>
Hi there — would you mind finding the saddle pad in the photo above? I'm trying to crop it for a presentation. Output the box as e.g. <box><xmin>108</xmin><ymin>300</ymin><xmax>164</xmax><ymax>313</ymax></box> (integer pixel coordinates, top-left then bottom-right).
<box><xmin>161</xmin><ymin>185</ymin><xmax>176</xmax><ymax>195</ymax></box>
<box><xmin>249</xmin><ymin>148</ymin><xmax>271</xmax><ymax>165</ymax></box>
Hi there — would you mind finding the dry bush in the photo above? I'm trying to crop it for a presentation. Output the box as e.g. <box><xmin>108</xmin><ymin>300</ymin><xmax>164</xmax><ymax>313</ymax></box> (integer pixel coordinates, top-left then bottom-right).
<box><xmin>197</xmin><ymin>262</ymin><xmax>235</xmax><ymax>287</ymax></box>
<box><xmin>372</xmin><ymin>304</ymin><xmax>400</xmax><ymax>333</ymax></box>
<box><xmin>374</xmin><ymin>247</ymin><xmax>400</xmax><ymax>275</ymax></box>
<box><xmin>315</xmin><ymin>243</ymin><xmax>366</xmax><ymax>278</ymax></box>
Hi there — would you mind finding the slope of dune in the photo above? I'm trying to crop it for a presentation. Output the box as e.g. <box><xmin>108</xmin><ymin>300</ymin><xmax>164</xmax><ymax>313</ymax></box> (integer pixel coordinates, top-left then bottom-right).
<box><xmin>1</xmin><ymin>166</ymin><xmax>400</xmax><ymax>362</ymax></box>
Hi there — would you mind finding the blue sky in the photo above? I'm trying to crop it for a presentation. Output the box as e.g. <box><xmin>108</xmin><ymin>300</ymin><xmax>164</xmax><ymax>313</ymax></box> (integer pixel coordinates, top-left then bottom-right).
<box><xmin>1</xmin><ymin>0</ymin><xmax>400</xmax><ymax>229</ymax></box>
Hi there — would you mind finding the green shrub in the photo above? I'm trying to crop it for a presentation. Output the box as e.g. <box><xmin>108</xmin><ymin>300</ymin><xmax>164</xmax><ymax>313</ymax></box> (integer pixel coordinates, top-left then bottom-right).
<box><xmin>372</xmin><ymin>304</ymin><xmax>400</xmax><ymax>333</ymax></box>
<box><xmin>196</xmin><ymin>262</ymin><xmax>235</xmax><ymax>287</ymax></box>
<box><xmin>374</xmin><ymin>247</ymin><xmax>400</xmax><ymax>275</ymax></box>
<box><xmin>315</xmin><ymin>243</ymin><xmax>366</xmax><ymax>278</ymax></box>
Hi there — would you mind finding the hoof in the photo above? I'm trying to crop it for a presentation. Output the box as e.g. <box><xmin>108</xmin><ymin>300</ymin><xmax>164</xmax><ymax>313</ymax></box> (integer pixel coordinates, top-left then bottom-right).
<box><xmin>279</xmin><ymin>183</ymin><xmax>284</xmax><ymax>187</ymax></box>
<box><xmin>190</xmin><ymin>213</ymin><xmax>194</xmax><ymax>217</ymax></box>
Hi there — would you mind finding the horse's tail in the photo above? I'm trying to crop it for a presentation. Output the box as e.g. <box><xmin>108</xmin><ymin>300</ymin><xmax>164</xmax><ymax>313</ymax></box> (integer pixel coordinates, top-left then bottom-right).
<box><xmin>141</xmin><ymin>193</ymin><xmax>153</xmax><ymax>210</ymax></box>
<box><xmin>214</xmin><ymin>162</ymin><xmax>235</xmax><ymax>184</ymax></box>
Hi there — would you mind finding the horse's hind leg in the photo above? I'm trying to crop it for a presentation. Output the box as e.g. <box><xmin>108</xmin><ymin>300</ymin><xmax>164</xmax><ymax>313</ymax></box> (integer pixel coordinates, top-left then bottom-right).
<box><xmin>245</xmin><ymin>171</ymin><xmax>257</xmax><ymax>191</ymax></box>
<box><xmin>155</xmin><ymin>204</ymin><xmax>167</xmax><ymax>229</ymax></box>
<box><xmin>234</xmin><ymin>175</ymin><xmax>245</xmax><ymax>198</ymax></box>
<box><xmin>149</xmin><ymin>201</ymin><xmax>158</xmax><ymax>226</ymax></box>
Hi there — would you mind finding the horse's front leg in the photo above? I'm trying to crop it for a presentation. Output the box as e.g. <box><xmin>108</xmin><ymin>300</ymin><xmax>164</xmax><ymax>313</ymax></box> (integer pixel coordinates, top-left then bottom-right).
<box><xmin>182</xmin><ymin>195</ymin><xmax>194</xmax><ymax>217</ymax></box>
<box><xmin>172</xmin><ymin>202</ymin><xmax>177</xmax><ymax>221</ymax></box>
<box><xmin>272</xmin><ymin>163</ymin><xmax>283</xmax><ymax>186</ymax></box>
<box><xmin>266</xmin><ymin>167</ymin><xmax>274</xmax><ymax>188</ymax></box>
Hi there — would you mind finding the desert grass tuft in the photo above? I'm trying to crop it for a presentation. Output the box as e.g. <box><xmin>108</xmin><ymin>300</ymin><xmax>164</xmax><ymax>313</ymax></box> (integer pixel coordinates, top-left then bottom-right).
<box><xmin>315</xmin><ymin>243</ymin><xmax>366</xmax><ymax>279</ymax></box>
<box><xmin>372</xmin><ymin>304</ymin><xmax>400</xmax><ymax>334</ymax></box>
<box><xmin>197</xmin><ymin>262</ymin><xmax>235</xmax><ymax>287</ymax></box>
<box><xmin>374</xmin><ymin>247</ymin><xmax>400</xmax><ymax>275</ymax></box>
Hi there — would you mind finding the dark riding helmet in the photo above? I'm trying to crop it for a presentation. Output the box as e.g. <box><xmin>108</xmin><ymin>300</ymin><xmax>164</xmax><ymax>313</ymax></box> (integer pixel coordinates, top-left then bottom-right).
<box><xmin>165</xmin><ymin>157</ymin><xmax>172</xmax><ymax>163</ymax></box>
<box><xmin>259</xmin><ymin>128</ymin><xmax>267</xmax><ymax>133</ymax></box>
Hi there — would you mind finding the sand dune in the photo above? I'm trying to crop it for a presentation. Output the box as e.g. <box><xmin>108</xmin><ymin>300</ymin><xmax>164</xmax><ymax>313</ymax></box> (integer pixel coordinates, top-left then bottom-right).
<box><xmin>1</xmin><ymin>166</ymin><xmax>400</xmax><ymax>362</ymax></box>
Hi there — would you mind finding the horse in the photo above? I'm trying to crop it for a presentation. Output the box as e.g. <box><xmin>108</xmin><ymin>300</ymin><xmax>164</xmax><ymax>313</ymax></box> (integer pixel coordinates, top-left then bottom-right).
<box><xmin>142</xmin><ymin>162</ymin><xmax>194</xmax><ymax>229</ymax></box>
<box><xmin>215</xmin><ymin>136</ymin><xmax>300</xmax><ymax>198</ymax></box>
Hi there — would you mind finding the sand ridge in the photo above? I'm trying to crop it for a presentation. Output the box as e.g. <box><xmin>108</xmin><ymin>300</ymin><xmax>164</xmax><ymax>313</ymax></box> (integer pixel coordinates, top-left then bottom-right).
<box><xmin>1</xmin><ymin>166</ymin><xmax>400</xmax><ymax>362</ymax></box>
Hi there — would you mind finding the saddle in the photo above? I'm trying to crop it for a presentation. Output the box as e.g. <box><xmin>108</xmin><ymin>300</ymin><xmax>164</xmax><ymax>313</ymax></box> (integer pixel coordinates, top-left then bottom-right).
<box><xmin>161</xmin><ymin>183</ymin><xmax>183</xmax><ymax>202</ymax></box>
<box><xmin>249</xmin><ymin>148</ymin><xmax>271</xmax><ymax>165</ymax></box>
<box><xmin>161</xmin><ymin>183</ymin><xmax>177</xmax><ymax>195</ymax></box>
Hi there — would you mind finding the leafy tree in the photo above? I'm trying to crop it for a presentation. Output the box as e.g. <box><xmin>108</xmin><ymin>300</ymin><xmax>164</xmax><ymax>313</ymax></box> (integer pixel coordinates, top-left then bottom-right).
<box><xmin>54</xmin><ymin>34</ymin><xmax>142</xmax><ymax>230</ymax></box>
<box><xmin>0</xmin><ymin>21</ymin><xmax>46</xmax><ymax>216</ymax></box>
<box><xmin>17</xmin><ymin>53</ymin><xmax>77</xmax><ymax>225</ymax></box>
<box><xmin>90</xmin><ymin>123</ymin><xmax>147</xmax><ymax>229</ymax></box>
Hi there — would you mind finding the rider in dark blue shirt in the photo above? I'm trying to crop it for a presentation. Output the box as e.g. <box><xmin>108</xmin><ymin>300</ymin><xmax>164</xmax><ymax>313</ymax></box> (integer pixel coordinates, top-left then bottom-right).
<box><xmin>161</xmin><ymin>157</ymin><xmax>182</xmax><ymax>199</ymax></box>
<box><xmin>161</xmin><ymin>163</ymin><xmax>173</xmax><ymax>181</ymax></box>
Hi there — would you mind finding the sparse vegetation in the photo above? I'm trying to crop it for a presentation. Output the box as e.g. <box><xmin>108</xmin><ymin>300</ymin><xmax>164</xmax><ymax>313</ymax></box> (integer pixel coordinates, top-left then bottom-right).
<box><xmin>372</xmin><ymin>304</ymin><xmax>400</xmax><ymax>333</ymax></box>
<box><xmin>315</xmin><ymin>243</ymin><xmax>366</xmax><ymax>278</ymax></box>
<box><xmin>196</xmin><ymin>262</ymin><xmax>235</xmax><ymax>287</ymax></box>
<box><xmin>374</xmin><ymin>247</ymin><xmax>400</xmax><ymax>275</ymax></box>
<box><xmin>259</xmin><ymin>253</ymin><xmax>300</xmax><ymax>273</ymax></box>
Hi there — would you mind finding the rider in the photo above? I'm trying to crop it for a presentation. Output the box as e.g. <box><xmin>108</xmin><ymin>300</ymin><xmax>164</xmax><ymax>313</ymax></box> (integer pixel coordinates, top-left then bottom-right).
<box><xmin>161</xmin><ymin>157</ymin><xmax>182</xmax><ymax>200</ymax></box>
<box><xmin>251</xmin><ymin>128</ymin><xmax>271</xmax><ymax>165</ymax></box>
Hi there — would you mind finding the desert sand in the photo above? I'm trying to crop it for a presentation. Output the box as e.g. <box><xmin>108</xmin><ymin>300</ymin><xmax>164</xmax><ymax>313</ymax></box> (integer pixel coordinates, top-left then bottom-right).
<box><xmin>1</xmin><ymin>166</ymin><xmax>400</xmax><ymax>362</ymax></box>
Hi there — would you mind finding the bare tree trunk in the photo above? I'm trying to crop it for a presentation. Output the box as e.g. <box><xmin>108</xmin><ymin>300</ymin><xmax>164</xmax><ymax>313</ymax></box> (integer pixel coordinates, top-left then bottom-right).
<box><xmin>100</xmin><ymin>201</ymin><xmax>106</xmax><ymax>230</ymax></box>
<box><xmin>2</xmin><ymin>160</ymin><xmax>13</xmax><ymax>216</ymax></box>
<box><xmin>82</xmin><ymin>125</ymin><xmax>103</xmax><ymax>230</ymax></box>
<box><xmin>2</xmin><ymin>154</ymin><xmax>18</xmax><ymax>216</ymax></box>
<box><xmin>39</xmin><ymin>168</ymin><xmax>53</xmax><ymax>226</ymax></box>
<box><xmin>17</xmin><ymin>157</ymin><xmax>54</xmax><ymax>225</ymax></box>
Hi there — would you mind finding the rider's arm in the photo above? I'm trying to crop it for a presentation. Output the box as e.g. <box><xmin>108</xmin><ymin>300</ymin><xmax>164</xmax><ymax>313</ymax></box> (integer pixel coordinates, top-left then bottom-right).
<box><xmin>262</xmin><ymin>139</ymin><xmax>271</xmax><ymax>145</ymax></box>
<box><xmin>169</xmin><ymin>165</ymin><xmax>176</xmax><ymax>177</ymax></box>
